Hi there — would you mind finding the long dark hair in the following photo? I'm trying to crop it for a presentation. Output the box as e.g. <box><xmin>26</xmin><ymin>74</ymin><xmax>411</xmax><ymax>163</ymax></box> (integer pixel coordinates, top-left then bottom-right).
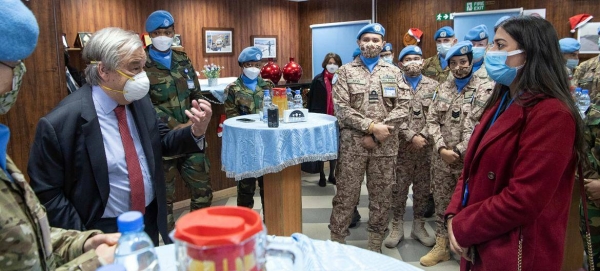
<box><xmin>487</xmin><ymin>16</ymin><xmax>585</xmax><ymax>161</ymax></box>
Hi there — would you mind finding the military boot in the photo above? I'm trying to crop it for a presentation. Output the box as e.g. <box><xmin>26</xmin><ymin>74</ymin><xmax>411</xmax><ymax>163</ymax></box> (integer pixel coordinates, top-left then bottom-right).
<box><xmin>367</xmin><ymin>232</ymin><xmax>384</xmax><ymax>253</ymax></box>
<box><xmin>383</xmin><ymin>219</ymin><xmax>404</xmax><ymax>248</ymax></box>
<box><xmin>419</xmin><ymin>237</ymin><xmax>451</xmax><ymax>267</ymax></box>
<box><xmin>411</xmin><ymin>219</ymin><xmax>435</xmax><ymax>247</ymax></box>
<box><xmin>330</xmin><ymin>232</ymin><xmax>346</xmax><ymax>244</ymax></box>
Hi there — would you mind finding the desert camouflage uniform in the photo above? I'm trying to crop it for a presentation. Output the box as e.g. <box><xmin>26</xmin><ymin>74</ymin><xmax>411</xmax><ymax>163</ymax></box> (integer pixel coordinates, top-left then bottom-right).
<box><xmin>422</xmin><ymin>54</ymin><xmax>451</xmax><ymax>84</ymax></box>
<box><xmin>145</xmin><ymin>48</ymin><xmax>211</xmax><ymax>231</ymax></box>
<box><xmin>582</xmin><ymin>100</ymin><xmax>600</xmax><ymax>269</ymax></box>
<box><xmin>224</xmin><ymin>76</ymin><xmax>275</xmax><ymax>209</ymax></box>
<box><xmin>574</xmin><ymin>55</ymin><xmax>600</xmax><ymax>100</ymax></box>
<box><xmin>1</xmin><ymin>156</ymin><xmax>102</xmax><ymax>271</ymax></box>
<box><xmin>392</xmin><ymin>75</ymin><xmax>439</xmax><ymax>221</ymax></box>
<box><xmin>426</xmin><ymin>75</ymin><xmax>493</xmax><ymax>238</ymax></box>
<box><xmin>330</xmin><ymin>57</ymin><xmax>410</xmax><ymax>238</ymax></box>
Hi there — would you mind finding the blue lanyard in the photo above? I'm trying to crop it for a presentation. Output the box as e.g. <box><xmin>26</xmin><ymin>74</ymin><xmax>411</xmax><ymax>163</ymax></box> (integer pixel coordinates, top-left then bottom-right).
<box><xmin>489</xmin><ymin>91</ymin><xmax>515</xmax><ymax>128</ymax></box>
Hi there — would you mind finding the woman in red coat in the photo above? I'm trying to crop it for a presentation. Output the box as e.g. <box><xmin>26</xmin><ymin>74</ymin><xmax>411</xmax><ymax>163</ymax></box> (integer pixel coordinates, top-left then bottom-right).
<box><xmin>445</xmin><ymin>16</ymin><xmax>585</xmax><ymax>270</ymax></box>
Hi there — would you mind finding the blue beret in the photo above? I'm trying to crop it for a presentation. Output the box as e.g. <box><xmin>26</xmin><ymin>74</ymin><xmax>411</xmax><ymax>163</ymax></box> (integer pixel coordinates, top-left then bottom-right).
<box><xmin>434</xmin><ymin>26</ymin><xmax>455</xmax><ymax>40</ymax></box>
<box><xmin>559</xmin><ymin>38</ymin><xmax>581</xmax><ymax>53</ymax></box>
<box><xmin>495</xmin><ymin>16</ymin><xmax>511</xmax><ymax>27</ymax></box>
<box><xmin>445</xmin><ymin>41</ymin><xmax>473</xmax><ymax>62</ymax></box>
<box><xmin>356</xmin><ymin>23</ymin><xmax>385</xmax><ymax>39</ymax></box>
<box><xmin>0</xmin><ymin>0</ymin><xmax>39</xmax><ymax>61</ymax></box>
<box><xmin>398</xmin><ymin>45</ymin><xmax>423</xmax><ymax>61</ymax></box>
<box><xmin>464</xmin><ymin>25</ymin><xmax>489</xmax><ymax>41</ymax></box>
<box><xmin>352</xmin><ymin>47</ymin><xmax>361</xmax><ymax>58</ymax></box>
<box><xmin>382</xmin><ymin>43</ymin><xmax>393</xmax><ymax>52</ymax></box>
<box><xmin>145</xmin><ymin>10</ymin><xmax>174</xmax><ymax>32</ymax></box>
<box><xmin>238</xmin><ymin>46</ymin><xmax>262</xmax><ymax>63</ymax></box>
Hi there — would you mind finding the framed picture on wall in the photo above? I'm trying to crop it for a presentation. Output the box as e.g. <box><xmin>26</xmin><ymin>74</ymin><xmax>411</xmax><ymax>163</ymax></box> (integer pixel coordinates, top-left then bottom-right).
<box><xmin>74</xmin><ymin>32</ymin><xmax>92</xmax><ymax>48</ymax></box>
<box><xmin>251</xmin><ymin>35</ymin><xmax>277</xmax><ymax>60</ymax></box>
<box><xmin>578</xmin><ymin>22</ymin><xmax>600</xmax><ymax>54</ymax></box>
<box><xmin>202</xmin><ymin>27</ymin><xmax>233</xmax><ymax>55</ymax></box>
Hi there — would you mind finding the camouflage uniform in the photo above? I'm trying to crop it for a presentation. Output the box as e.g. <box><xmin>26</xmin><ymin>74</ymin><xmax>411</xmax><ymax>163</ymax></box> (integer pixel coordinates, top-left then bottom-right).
<box><xmin>145</xmin><ymin>48</ymin><xmax>211</xmax><ymax>231</ymax></box>
<box><xmin>392</xmin><ymin>75</ymin><xmax>438</xmax><ymax>221</ymax></box>
<box><xmin>426</xmin><ymin>75</ymin><xmax>493</xmax><ymax>238</ymax></box>
<box><xmin>0</xmin><ymin>156</ymin><xmax>102</xmax><ymax>271</ymax></box>
<box><xmin>582</xmin><ymin>100</ymin><xmax>600</xmax><ymax>269</ymax></box>
<box><xmin>573</xmin><ymin>55</ymin><xmax>600</xmax><ymax>100</ymax></box>
<box><xmin>422</xmin><ymin>55</ymin><xmax>451</xmax><ymax>84</ymax></box>
<box><xmin>224</xmin><ymin>76</ymin><xmax>274</xmax><ymax>209</ymax></box>
<box><xmin>330</xmin><ymin>58</ymin><xmax>409</xmax><ymax>239</ymax></box>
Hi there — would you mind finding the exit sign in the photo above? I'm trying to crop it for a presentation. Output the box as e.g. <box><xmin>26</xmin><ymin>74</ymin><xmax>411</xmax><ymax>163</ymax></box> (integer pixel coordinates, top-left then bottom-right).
<box><xmin>465</xmin><ymin>1</ymin><xmax>485</xmax><ymax>12</ymax></box>
<box><xmin>436</xmin><ymin>13</ymin><xmax>454</xmax><ymax>21</ymax></box>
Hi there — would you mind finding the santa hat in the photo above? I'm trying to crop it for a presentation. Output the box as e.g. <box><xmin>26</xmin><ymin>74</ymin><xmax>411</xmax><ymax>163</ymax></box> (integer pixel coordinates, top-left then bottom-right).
<box><xmin>408</xmin><ymin>28</ymin><xmax>423</xmax><ymax>43</ymax></box>
<box><xmin>217</xmin><ymin>114</ymin><xmax>226</xmax><ymax>137</ymax></box>
<box><xmin>570</xmin><ymin>14</ymin><xmax>593</xmax><ymax>33</ymax></box>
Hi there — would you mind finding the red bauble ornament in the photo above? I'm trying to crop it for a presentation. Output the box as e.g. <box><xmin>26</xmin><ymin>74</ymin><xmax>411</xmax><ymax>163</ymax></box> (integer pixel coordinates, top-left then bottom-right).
<box><xmin>260</xmin><ymin>58</ymin><xmax>282</xmax><ymax>83</ymax></box>
<box><xmin>282</xmin><ymin>57</ymin><xmax>302</xmax><ymax>83</ymax></box>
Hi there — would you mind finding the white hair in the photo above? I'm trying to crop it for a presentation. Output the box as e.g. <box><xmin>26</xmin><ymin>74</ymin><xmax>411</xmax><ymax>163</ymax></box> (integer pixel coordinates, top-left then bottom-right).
<box><xmin>83</xmin><ymin>27</ymin><xmax>143</xmax><ymax>86</ymax></box>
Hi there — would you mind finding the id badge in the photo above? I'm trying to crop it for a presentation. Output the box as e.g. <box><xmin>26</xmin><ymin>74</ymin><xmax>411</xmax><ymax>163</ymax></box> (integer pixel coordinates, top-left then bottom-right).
<box><xmin>369</xmin><ymin>90</ymin><xmax>379</xmax><ymax>103</ymax></box>
<box><xmin>383</xmin><ymin>85</ymin><xmax>397</xmax><ymax>98</ymax></box>
<box><xmin>187</xmin><ymin>79</ymin><xmax>196</xmax><ymax>90</ymax></box>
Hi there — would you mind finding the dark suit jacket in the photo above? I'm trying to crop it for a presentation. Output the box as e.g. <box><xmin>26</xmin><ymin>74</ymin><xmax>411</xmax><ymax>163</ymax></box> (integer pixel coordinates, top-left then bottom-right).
<box><xmin>307</xmin><ymin>71</ymin><xmax>328</xmax><ymax>114</ymax></box>
<box><xmin>28</xmin><ymin>84</ymin><xmax>201</xmax><ymax>243</ymax></box>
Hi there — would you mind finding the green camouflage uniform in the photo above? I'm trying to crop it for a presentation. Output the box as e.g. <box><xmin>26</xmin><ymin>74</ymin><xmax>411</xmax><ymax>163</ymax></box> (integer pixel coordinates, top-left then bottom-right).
<box><xmin>224</xmin><ymin>76</ymin><xmax>274</xmax><ymax>209</ymax></box>
<box><xmin>145</xmin><ymin>48</ymin><xmax>211</xmax><ymax>231</ymax></box>
<box><xmin>574</xmin><ymin>55</ymin><xmax>600</xmax><ymax>100</ymax></box>
<box><xmin>0</xmin><ymin>156</ymin><xmax>102</xmax><ymax>271</ymax></box>
<box><xmin>422</xmin><ymin>54</ymin><xmax>451</xmax><ymax>84</ymax></box>
<box><xmin>330</xmin><ymin>57</ymin><xmax>410</xmax><ymax>239</ymax></box>
<box><xmin>582</xmin><ymin>100</ymin><xmax>600</xmax><ymax>269</ymax></box>
<box><xmin>426</xmin><ymin>75</ymin><xmax>493</xmax><ymax>239</ymax></box>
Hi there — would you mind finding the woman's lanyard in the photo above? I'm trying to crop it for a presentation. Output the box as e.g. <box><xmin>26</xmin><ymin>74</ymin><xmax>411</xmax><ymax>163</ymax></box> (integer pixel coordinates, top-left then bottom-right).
<box><xmin>463</xmin><ymin>91</ymin><xmax>515</xmax><ymax>207</ymax></box>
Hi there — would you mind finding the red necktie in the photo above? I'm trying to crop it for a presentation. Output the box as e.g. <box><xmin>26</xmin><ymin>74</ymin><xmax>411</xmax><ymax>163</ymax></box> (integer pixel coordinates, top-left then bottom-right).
<box><xmin>114</xmin><ymin>105</ymin><xmax>146</xmax><ymax>214</ymax></box>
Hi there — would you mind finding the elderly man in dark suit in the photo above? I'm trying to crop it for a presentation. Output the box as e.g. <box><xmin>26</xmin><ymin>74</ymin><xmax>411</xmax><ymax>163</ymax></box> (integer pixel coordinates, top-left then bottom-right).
<box><xmin>28</xmin><ymin>27</ymin><xmax>212</xmax><ymax>245</ymax></box>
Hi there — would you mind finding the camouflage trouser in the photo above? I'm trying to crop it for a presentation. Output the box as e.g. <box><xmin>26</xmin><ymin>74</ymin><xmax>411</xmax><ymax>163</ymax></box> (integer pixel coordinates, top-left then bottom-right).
<box><xmin>165</xmin><ymin>153</ymin><xmax>212</xmax><ymax>231</ymax></box>
<box><xmin>237</xmin><ymin>177</ymin><xmax>264</xmax><ymax>210</ymax></box>
<box><xmin>580</xmin><ymin>199</ymin><xmax>600</xmax><ymax>270</ymax></box>
<box><xmin>431</xmin><ymin>155</ymin><xmax>462</xmax><ymax>238</ymax></box>
<box><xmin>330</xmin><ymin>151</ymin><xmax>395</xmax><ymax>237</ymax></box>
<box><xmin>391</xmin><ymin>145</ymin><xmax>432</xmax><ymax>221</ymax></box>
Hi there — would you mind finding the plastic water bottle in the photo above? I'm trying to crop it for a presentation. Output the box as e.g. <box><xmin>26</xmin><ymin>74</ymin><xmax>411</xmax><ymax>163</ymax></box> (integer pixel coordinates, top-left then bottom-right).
<box><xmin>579</xmin><ymin>89</ymin><xmax>591</xmax><ymax>119</ymax></box>
<box><xmin>286</xmin><ymin>88</ymin><xmax>294</xmax><ymax>110</ymax></box>
<box><xmin>573</xmin><ymin>87</ymin><xmax>582</xmax><ymax>102</ymax></box>
<box><xmin>114</xmin><ymin>211</ymin><xmax>159</xmax><ymax>271</ymax></box>
<box><xmin>293</xmin><ymin>90</ymin><xmax>303</xmax><ymax>109</ymax></box>
<box><xmin>262</xmin><ymin>89</ymin><xmax>271</xmax><ymax>123</ymax></box>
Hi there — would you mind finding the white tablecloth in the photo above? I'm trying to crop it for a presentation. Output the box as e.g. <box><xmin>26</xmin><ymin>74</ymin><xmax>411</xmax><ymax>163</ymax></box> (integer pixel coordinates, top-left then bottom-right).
<box><xmin>221</xmin><ymin>113</ymin><xmax>339</xmax><ymax>181</ymax></box>
<box><xmin>198</xmin><ymin>76</ymin><xmax>237</xmax><ymax>103</ymax></box>
<box><xmin>155</xmin><ymin>234</ymin><xmax>423</xmax><ymax>271</ymax></box>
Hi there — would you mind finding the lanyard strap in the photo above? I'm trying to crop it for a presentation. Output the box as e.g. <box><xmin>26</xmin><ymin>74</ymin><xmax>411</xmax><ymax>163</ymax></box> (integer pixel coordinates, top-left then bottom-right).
<box><xmin>490</xmin><ymin>91</ymin><xmax>515</xmax><ymax>128</ymax></box>
<box><xmin>579</xmin><ymin>164</ymin><xmax>595</xmax><ymax>271</ymax></box>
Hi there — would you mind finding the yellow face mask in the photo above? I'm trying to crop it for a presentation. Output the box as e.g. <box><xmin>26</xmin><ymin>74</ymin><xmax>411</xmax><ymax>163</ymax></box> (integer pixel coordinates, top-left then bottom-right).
<box><xmin>100</xmin><ymin>69</ymin><xmax>150</xmax><ymax>102</ymax></box>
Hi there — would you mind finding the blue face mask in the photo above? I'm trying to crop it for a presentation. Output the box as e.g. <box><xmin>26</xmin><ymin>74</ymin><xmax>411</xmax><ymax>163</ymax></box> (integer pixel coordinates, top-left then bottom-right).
<box><xmin>472</xmin><ymin>47</ymin><xmax>486</xmax><ymax>62</ymax></box>
<box><xmin>484</xmin><ymin>49</ymin><xmax>524</xmax><ymax>86</ymax></box>
<box><xmin>566</xmin><ymin>58</ymin><xmax>579</xmax><ymax>70</ymax></box>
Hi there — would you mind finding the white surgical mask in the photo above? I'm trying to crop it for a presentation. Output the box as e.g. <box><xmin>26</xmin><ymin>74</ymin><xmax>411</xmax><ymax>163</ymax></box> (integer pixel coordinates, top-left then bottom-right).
<box><xmin>436</xmin><ymin>42</ymin><xmax>453</xmax><ymax>56</ymax></box>
<box><xmin>382</xmin><ymin>56</ymin><xmax>394</xmax><ymax>64</ymax></box>
<box><xmin>326</xmin><ymin>64</ymin><xmax>339</xmax><ymax>73</ymax></box>
<box><xmin>151</xmin><ymin>36</ymin><xmax>173</xmax><ymax>52</ymax></box>
<box><xmin>102</xmin><ymin>70</ymin><xmax>150</xmax><ymax>102</ymax></box>
<box><xmin>243</xmin><ymin>67</ymin><xmax>261</xmax><ymax>80</ymax></box>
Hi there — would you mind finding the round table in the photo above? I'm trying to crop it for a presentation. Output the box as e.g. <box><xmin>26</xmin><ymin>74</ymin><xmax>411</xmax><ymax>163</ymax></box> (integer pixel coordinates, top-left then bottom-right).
<box><xmin>155</xmin><ymin>234</ymin><xmax>423</xmax><ymax>271</ymax></box>
<box><xmin>221</xmin><ymin>113</ymin><xmax>339</xmax><ymax>236</ymax></box>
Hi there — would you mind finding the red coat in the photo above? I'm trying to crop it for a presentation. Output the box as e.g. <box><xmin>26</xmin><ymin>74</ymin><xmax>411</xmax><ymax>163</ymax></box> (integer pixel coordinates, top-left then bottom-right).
<box><xmin>446</xmin><ymin>94</ymin><xmax>576</xmax><ymax>271</ymax></box>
